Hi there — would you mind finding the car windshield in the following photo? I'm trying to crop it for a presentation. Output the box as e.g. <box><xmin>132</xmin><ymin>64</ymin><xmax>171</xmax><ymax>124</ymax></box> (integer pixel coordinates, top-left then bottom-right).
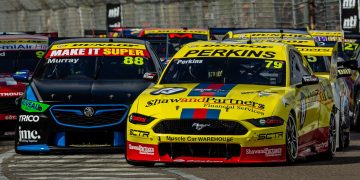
<box><xmin>35</xmin><ymin>55</ymin><xmax>155</xmax><ymax>80</ymax></box>
<box><xmin>305</xmin><ymin>55</ymin><xmax>330</xmax><ymax>73</ymax></box>
<box><xmin>161</xmin><ymin>57</ymin><xmax>286</xmax><ymax>86</ymax></box>
<box><xmin>0</xmin><ymin>50</ymin><xmax>43</xmax><ymax>73</ymax></box>
<box><xmin>144</xmin><ymin>34</ymin><xmax>208</xmax><ymax>59</ymax></box>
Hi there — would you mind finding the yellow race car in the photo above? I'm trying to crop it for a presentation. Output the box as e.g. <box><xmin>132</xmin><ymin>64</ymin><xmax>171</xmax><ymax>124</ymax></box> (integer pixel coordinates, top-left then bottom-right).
<box><xmin>126</xmin><ymin>41</ymin><xmax>335</xmax><ymax>165</ymax></box>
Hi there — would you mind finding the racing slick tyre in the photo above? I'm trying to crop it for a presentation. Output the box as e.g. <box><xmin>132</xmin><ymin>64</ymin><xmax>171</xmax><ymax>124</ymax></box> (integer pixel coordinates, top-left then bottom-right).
<box><xmin>344</xmin><ymin>132</ymin><xmax>350</xmax><ymax>148</ymax></box>
<box><xmin>286</xmin><ymin>113</ymin><xmax>298</xmax><ymax>164</ymax></box>
<box><xmin>319</xmin><ymin>111</ymin><xmax>336</xmax><ymax>160</ymax></box>
<box><xmin>338</xmin><ymin>122</ymin><xmax>345</xmax><ymax>151</ymax></box>
<box><xmin>338</xmin><ymin>106</ymin><xmax>345</xmax><ymax>151</ymax></box>
<box><xmin>352</xmin><ymin>94</ymin><xmax>360</xmax><ymax>131</ymax></box>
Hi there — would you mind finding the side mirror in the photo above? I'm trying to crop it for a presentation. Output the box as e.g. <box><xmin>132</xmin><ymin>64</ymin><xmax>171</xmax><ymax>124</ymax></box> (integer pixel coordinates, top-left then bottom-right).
<box><xmin>297</xmin><ymin>75</ymin><xmax>319</xmax><ymax>87</ymax></box>
<box><xmin>337</xmin><ymin>68</ymin><xmax>353</xmax><ymax>78</ymax></box>
<box><xmin>143</xmin><ymin>72</ymin><xmax>158</xmax><ymax>82</ymax></box>
<box><xmin>13</xmin><ymin>70</ymin><xmax>30</xmax><ymax>82</ymax></box>
<box><xmin>340</xmin><ymin>60</ymin><xmax>358</xmax><ymax>70</ymax></box>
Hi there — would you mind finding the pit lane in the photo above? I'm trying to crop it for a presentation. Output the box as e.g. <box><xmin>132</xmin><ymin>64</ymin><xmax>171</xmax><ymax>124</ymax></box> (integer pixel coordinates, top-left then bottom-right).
<box><xmin>1</xmin><ymin>133</ymin><xmax>360</xmax><ymax>180</ymax></box>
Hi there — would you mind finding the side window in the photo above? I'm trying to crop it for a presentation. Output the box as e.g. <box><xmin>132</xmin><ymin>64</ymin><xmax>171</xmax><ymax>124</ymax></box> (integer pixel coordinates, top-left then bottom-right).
<box><xmin>290</xmin><ymin>51</ymin><xmax>302</xmax><ymax>85</ymax></box>
<box><xmin>293</xmin><ymin>51</ymin><xmax>312</xmax><ymax>75</ymax></box>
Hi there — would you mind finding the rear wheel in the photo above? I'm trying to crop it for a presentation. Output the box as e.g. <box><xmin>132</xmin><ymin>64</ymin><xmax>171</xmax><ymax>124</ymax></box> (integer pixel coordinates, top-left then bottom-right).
<box><xmin>338</xmin><ymin>112</ymin><xmax>345</xmax><ymax>151</ymax></box>
<box><xmin>352</xmin><ymin>95</ymin><xmax>360</xmax><ymax>131</ymax></box>
<box><xmin>286</xmin><ymin>113</ymin><xmax>298</xmax><ymax>164</ymax></box>
<box><xmin>320</xmin><ymin>111</ymin><xmax>336</xmax><ymax>160</ymax></box>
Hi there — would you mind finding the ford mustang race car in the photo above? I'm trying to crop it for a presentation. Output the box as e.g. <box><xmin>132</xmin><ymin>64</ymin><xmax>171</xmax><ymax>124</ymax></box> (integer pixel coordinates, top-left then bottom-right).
<box><xmin>14</xmin><ymin>38</ymin><xmax>163</xmax><ymax>153</ymax></box>
<box><xmin>0</xmin><ymin>35</ymin><xmax>48</xmax><ymax>136</ymax></box>
<box><xmin>126</xmin><ymin>41</ymin><xmax>336</xmax><ymax>165</ymax></box>
<box><xmin>296</xmin><ymin>46</ymin><xmax>353</xmax><ymax>150</ymax></box>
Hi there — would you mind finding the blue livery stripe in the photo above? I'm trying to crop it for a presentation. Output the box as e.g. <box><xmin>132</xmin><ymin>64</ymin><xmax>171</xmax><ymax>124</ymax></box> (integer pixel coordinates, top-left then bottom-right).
<box><xmin>180</xmin><ymin>109</ymin><xmax>195</xmax><ymax>119</ymax></box>
<box><xmin>206</xmin><ymin>109</ymin><xmax>221</xmax><ymax>119</ymax></box>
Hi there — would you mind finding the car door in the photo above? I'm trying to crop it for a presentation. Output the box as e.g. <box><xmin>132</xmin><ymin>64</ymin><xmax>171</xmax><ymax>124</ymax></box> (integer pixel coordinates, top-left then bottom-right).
<box><xmin>290</xmin><ymin>50</ymin><xmax>320</xmax><ymax>147</ymax></box>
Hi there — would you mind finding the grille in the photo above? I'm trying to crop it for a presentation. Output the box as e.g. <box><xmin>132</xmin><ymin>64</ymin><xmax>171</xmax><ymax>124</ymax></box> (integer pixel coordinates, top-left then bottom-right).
<box><xmin>50</xmin><ymin>105</ymin><xmax>128</xmax><ymax>128</ymax></box>
<box><xmin>0</xmin><ymin>98</ymin><xmax>18</xmax><ymax>114</ymax></box>
<box><xmin>159</xmin><ymin>143</ymin><xmax>241</xmax><ymax>158</ymax></box>
<box><xmin>153</xmin><ymin>120</ymin><xmax>248</xmax><ymax>135</ymax></box>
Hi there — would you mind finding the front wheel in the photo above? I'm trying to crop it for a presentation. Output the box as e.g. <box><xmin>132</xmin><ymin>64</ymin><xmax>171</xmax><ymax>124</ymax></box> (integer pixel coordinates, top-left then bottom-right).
<box><xmin>286</xmin><ymin>113</ymin><xmax>298</xmax><ymax>164</ymax></box>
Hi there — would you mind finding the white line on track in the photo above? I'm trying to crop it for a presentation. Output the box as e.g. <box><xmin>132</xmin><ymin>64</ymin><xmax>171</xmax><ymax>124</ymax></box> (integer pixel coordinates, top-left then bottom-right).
<box><xmin>0</xmin><ymin>150</ymin><xmax>15</xmax><ymax>180</ymax></box>
<box><xmin>165</xmin><ymin>168</ymin><xmax>205</xmax><ymax>180</ymax></box>
<box><xmin>14</xmin><ymin>172</ymin><xmax>165</xmax><ymax>176</ymax></box>
<box><xmin>8</xmin><ymin>163</ymin><xmax>133</xmax><ymax>168</ymax></box>
<box><xmin>26</xmin><ymin>177</ymin><xmax>177</xmax><ymax>180</ymax></box>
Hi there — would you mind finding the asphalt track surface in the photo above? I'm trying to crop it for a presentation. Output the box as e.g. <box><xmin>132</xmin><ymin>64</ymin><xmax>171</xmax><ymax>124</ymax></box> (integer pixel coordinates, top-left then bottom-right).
<box><xmin>1</xmin><ymin>133</ymin><xmax>360</xmax><ymax>180</ymax></box>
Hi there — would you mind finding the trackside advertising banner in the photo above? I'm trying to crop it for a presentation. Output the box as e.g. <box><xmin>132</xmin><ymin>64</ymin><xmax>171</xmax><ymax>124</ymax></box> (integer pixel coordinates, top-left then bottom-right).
<box><xmin>341</xmin><ymin>0</ymin><xmax>359</xmax><ymax>33</ymax></box>
<box><xmin>106</xmin><ymin>3</ymin><xmax>122</xmax><ymax>30</ymax></box>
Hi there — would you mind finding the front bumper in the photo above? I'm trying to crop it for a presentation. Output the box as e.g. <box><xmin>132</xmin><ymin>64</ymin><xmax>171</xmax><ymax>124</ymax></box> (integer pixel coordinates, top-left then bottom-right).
<box><xmin>126</xmin><ymin>123</ymin><xmax>287</xmax><ymax>163</ymax></box>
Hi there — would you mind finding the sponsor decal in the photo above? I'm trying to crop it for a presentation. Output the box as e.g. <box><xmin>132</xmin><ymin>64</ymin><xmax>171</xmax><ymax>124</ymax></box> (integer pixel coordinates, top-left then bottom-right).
<box><xmin>51</xmin><ymin>43</ymin><xmax>145</xmax><ymax>49</ymax></box>
<box><xmin>297</xmin><ymin>47</ymin><xmax>332</xmax><ymax>52</ymax></box>
<box><xmin>150</xmin><ymin>87</ymin><xmax>187</xmax><ymax>95</ymax></box>
<box><xmin>146</xmin><ymin>97</ymin><xmax>265</xmax><ymax>109</ymax></box>
<box><xmin>128</xmin><ymin>143</ymin><xmax>154</xmax><ymax>155</ymax></box>
<box><xmin>234</xmin><ymin>33</ymin><xmax>311</xmax><ymax>39</ymax></box>
<box><xmin>188</xmin><ymin>84</ymin><xmax>236</xmax><ymax>97</ymax></box>
<box><xmin>146</xmin><ymin>97</ymin><xmax>265</xmax><ymax>115</ymax></box>
<box><xmin>0</xmin><ymin>44</ymin><xmax>47</xmax><ymax>50</ymax></box>
<box><xmin>0</xmin><ymin>52</ymin><xmax>5</xmax><ymax>56</ymax></box>
<box><xmin>145</xmin><ymin>29</ymin><xmax>208</xmax><ymax>35</ymax></box>
<box><xmin>4</xmin><ymin>115</ymin><xmax>17</xmax><ymax>120</ymax></box>
<box><xmin>18</xmin><ymin>115</ymin><xmax>39</xmax><ymax>123</ymax></box>
<box><xmin>175</xmin><ymin>59</ymin><xmax>203</xmax><ymax>64</ymax></box>
<box><xmin>165</xmin><ymin>136</ymin><xmax>233</xmax><ymax>142</ymax></box>
<box><xmin>21</xmin><ymin>99</ymin><xmax>50</xmax><ymax>113</ymax></box>
<box><xmin>338</xmin><ymin>68</ymin><xmax>352</xmax><ymax>75</ymax></box>
<box><xmin>46</xmin><ymin>58</ymin><xmax>79</xmax><ymax>64</ymax></box>
<box><xmin>245</xmin><ymin>147</ymin><xmax>282</xmax><ymax>157</ymax></box>
<box><xmin>46</xmin><ymin>48</ymin><xmax>149</xmax><ymax>58</ymax></box>
<box><xmin>183</xmin><ymin>49</ymin><xmax>276</xmax><ymax>58</ymax></box>
<box><xmin>257</xmin><ymin>132</ymin><xmax>283</xmax><ymax>140</ymax></box>
<box><xmin>343</xmin><ymin>15</ymin><xmax>358</xmax><ymax>29</ymax></box>
<box><xmin>0</xmin><ymin>92</ymin><xmax>23</xmax><ymax>97</ymax></box>
<box><xmin>18</xmin><ymin>126</ymin><xmax>41</xmax><ymax>143</ymax></box>
<box><xmin>129</xmin><ymin>129</ymin><xmax>150</xmax><ymax>138</ymax></box>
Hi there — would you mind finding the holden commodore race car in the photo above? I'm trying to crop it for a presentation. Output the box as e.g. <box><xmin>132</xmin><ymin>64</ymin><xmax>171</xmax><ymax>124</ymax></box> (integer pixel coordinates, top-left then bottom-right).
<box><xmin>14</xmin><ymin>38</ymin><xmax>163</xmax><ymax>153</ymax></box>
<box><xmin>296</xmin><ymin>46</ymin><xmax>354</xmax><ymax>150</ymax></box>
<box><xmin>138</xmin><ymin>28</ymin><xmax>210</xmax><ymax>63</ymax></box>
<box><xmin>126</xmin><ymin>41</ymin><xmax>336</xmax><ymax>165</ymax></box>
<box><xmin>0</xmin><ymin>35</ymin><xmax>48</xmax><ymax>136</ymax></box>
